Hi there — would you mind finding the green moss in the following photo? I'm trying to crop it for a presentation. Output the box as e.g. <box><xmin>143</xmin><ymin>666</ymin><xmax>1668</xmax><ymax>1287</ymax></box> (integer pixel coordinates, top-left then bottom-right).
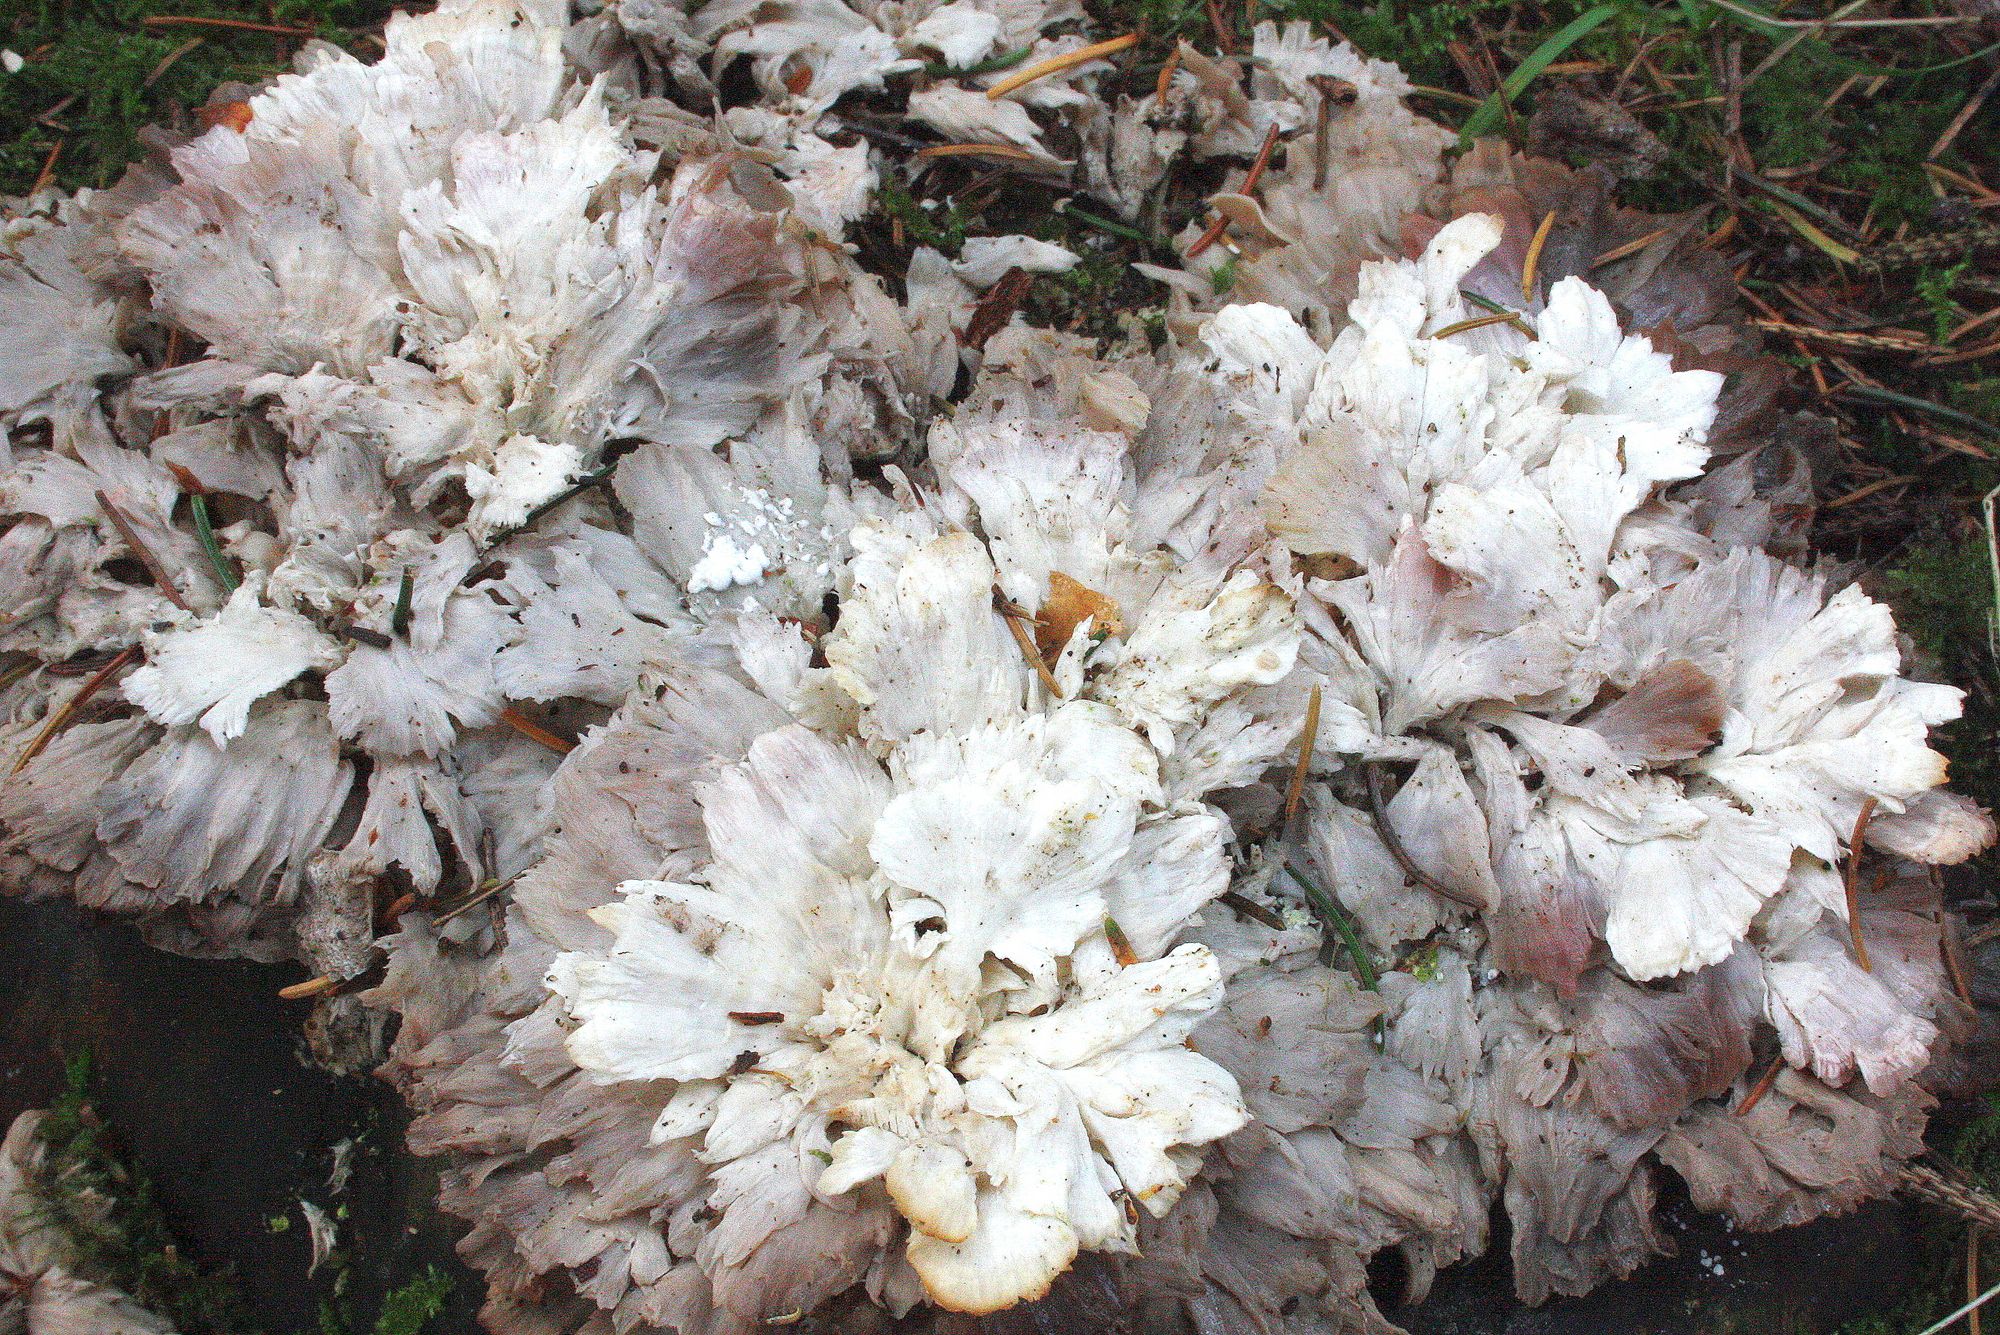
<box><xmin>319</xmin><ymin>1268</ymin><xmax>453</xmax><ymax>1335</ymax></box>
<box><xmin>2</xmin><ymin>0</ymin><xmax>397</xmax><ymax>197</ymax></box>
<box><xmin>1880</xmin><ymin>526</ymin><xmax>2000</xmax><ymax>812</ymax></box>
<box><xmin>876</xmin><ymin>174</ymin><xmax>972</xmax><ymax>254</ymax></box>
<box><xmin>33</xmin><ymin>1052</ymin><xmax>263</xmax><ymax>1335</ymax></box>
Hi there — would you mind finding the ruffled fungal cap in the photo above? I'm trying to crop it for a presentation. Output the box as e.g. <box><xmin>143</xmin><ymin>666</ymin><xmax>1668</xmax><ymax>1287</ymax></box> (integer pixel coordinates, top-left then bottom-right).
<box><xmin>0</xmin><ymin>0</ymin><xmax>928</xmax><ymax>965</ymax></box>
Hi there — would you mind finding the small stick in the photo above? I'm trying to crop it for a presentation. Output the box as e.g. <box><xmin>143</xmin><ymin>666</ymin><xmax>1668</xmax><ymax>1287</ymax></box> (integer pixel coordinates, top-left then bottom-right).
<box><xmin>1282</xmin><ymin>686</ymin><xmax>1322</xmax><ymax>821</ymax></box>
<box><xmin>994</xmin><ymin>591</ymin><xmax>1065</xmax><ymax>698</ymax></box>
<box><xmin>96</xmin><ymin>490</ymin><xmax>191</xmax><ymax>612</ymax></box>
<box><xmin>1734</xmin><ymin>1055</ymin><xmax>1785</xmax><ymax>1116</ymax></box>
<box><xmin>1521</xmin><ymin>210</ymin><xmax>1557</xmax><ymax>303</ymax></box>
<box><xmin>1973</xmin><ymin>1227</ymin><xmax>1986</xmax><ymax>1335</ymax></box>
<box><xmin>500</xmin><ymin>705</ymin><xmax>575</xmax><ymax>755</ymax></box>
<box><xmin>11</xmin><ymin>646</ymin><xmax>140</xmax><ymax>776</ymax></box>
<box><xmin>1187</xmin><ymin>121</ymin><xmax>1282</xmax><ymax>258</ymax></box>
<box><xmin>728</xmin><ymin>1011</ymin><xmax>786</xmax><ymax>1025</ymax></box>
<box><xmin>278</xmin><ymin>975</ymin><xmax>338</xmax><ymax>1000</ymax></box>
<box><xmin>1364</xmin><ymin>762</ymin><xmax>1486</xmax><ymax>909</ymax></box>
<box><xmin>1203</xmin><ymin>0</ymin><xmax>1236</xmax><ymax>53</ymax></box>
<box><xmin>1218</xmin><ymin>889</ymin><xmax>1286</xmax><ymax>931</ymax></box>
<box><xmin>336</xmin><ymin>623</ymin><xmax>394</xmax><ymax>649</ymax></box>
<box><xmin>432</xmin><ymin>873</ymin><xmax>519</xmax><ymax>926</ymax></box>
<box><xmin>1844</xmin><ymin>797</ymin><xmax>1877</xmax><ymax>971</ymax></box>
<box><xmin>142</xmin><ymin>14</ymin><xmax>312</xmax><ymax>34</ymax></box>
<box><xmin>985</xmin><ymin>33</ymin><xmax>1138</xmax><ymax>100</ymax></box>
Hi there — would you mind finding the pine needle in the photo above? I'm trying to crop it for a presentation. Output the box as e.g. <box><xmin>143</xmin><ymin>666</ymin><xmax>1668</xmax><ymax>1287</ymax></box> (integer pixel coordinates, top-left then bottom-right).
<box><xmin>986</xmin><ymin>33</ymin><xmax>1137</xmax><ymax>100</ymax></box>
<box><xmin>10</xmin><ymin>646</ymin><xmax>139</xmax><ymax>776</ymax></box>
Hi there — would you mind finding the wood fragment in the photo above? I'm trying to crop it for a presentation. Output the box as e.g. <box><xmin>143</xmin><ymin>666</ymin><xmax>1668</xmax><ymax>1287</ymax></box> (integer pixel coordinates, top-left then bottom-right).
<box><xmin>279</xmin><ymin>975</ymin><xmax>338</xmax><ymax>1000</ymax></box>
<box><xmin>961</xmin><ymin>266</ymin><xmax>1034</xmax><ymax>351</ymax></box>
<box><xmin>728</xmin><ymin>1011</ymin><xmax>786</xmax><ymax>1026</ymax></box>
<box><xmin>336</xmin><ymin>623</ymin><xmax>394</xmax><ymax>649</ymax></box>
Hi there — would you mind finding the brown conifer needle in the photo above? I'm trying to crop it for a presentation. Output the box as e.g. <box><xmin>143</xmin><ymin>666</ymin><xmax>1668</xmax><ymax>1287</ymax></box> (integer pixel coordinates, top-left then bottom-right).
<box><xmin>1521</xmin><ymin>209</ymin><xmax>1557</xmax><ymax>302</ymax></box>
<box><xmin>500</xmin><ymin>705</ymin><xmax>575</xmax><ymax>754</ymax></box>
<box><xmin>1734</xmin><ymin>1055</ymin><xmax>1785</xmax><ymax>1116</ymax></box>
<box><xmin>1844</xmin><ymin>796</ymin><xmax>1878</xmax><ymax>971</ymax></box>
<box><xmin>95</xmin><ymin>490</ymin><xmax>191</xmax><ymax>611</ymax></box>
<box><xmin>1283</xmin><ymin>686</ymin><xmax>1322</xmax><ymax>821</ymax></box>
<box><xmin>985</xmin><ymin>33</ymin><xmax>1138</xmax><ymax>99</ymax></box>
<box><xmin>11</xmin><ymin>646</ymin><xmax>140</xmax><ymax>776</ymax></box>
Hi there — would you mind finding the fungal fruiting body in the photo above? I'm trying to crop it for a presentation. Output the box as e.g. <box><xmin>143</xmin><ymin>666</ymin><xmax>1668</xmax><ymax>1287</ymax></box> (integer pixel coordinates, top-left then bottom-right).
<box><xmin>0</xmin><ymin>0</ymin><xmax>1989</xmax><ymax>1331</ymax></box>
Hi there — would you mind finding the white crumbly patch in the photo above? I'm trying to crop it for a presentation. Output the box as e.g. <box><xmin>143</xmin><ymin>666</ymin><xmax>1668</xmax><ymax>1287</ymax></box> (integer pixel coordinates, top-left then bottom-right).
<box><xmin>686</xmin><ymin>533</ymin><xmax>771</xmax><ymax>592</ymax></box>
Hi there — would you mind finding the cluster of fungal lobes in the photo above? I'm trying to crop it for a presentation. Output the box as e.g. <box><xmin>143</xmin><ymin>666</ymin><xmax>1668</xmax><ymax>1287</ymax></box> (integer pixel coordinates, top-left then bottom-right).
<box><xmin>0</xmin><ymin>1</ymin><xmax>1989</xmax><ymax>1332</ymax></box>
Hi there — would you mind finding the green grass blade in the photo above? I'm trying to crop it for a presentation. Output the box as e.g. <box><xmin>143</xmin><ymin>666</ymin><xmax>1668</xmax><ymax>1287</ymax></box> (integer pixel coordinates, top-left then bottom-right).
<box><xmin>1458</xmin><ymin>3</ymin><xmax>1623</xmax><ymax>146</ymax></box>
<box><xmin>1281</xmin><ymin>862</ymin><xmax>1379</xmax><ymax>992</ymax></box>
